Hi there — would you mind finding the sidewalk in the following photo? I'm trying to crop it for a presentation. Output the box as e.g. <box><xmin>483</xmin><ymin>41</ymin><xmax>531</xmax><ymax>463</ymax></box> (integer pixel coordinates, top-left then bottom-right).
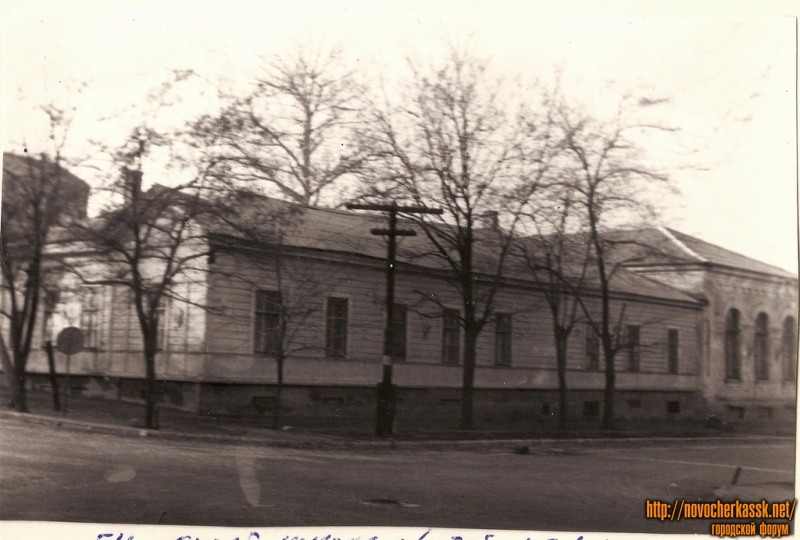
<box><xmin>0</xmin><ymin>387</ymin><xmax>795</xmax><ymax>452</ymax></box>
<box><xmin>0</xmin><ymin>388</ymin><xmax>345</xmax><ymax>449</ymax></box>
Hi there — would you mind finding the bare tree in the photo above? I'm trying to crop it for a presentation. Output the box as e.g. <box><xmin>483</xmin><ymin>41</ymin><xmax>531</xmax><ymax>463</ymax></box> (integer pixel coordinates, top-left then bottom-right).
<box><xmin>512</xmin><ymin>183</ymin><xmax>592</xmax><ymax>430</ymax></box>
<box><xmin>504</xmin><ymin>92</ymin><xmax>591</xmax><ymax>430</ymax></box>
<box><xmin>263</xmin><ymin>243</ymin><xmax>322</xmax><ymax>430</ymax></box>
<box><xmin>191</xmin><ymin>44</ymin><xmax>370</xmax><ymax>206</ymax></box>
<box><xmin>70</xmin><ymin>127</ymin><xmax>225</xmax><ymax>429</ymax></box>
<box><xmin>208</xmin><ymin>201</ymin><xmax>340</xmax><ymax>430</ymax></box>
<box><xmin>552</xmin><ymin>95</ymin><xmax>674</xmax><ymax>430</ymax></box>
<box><xmin>360</xmin><ymin>47</ymin><xmax>528</xmax><ymax>429</ymax></box>
<box><xmin>0</xmin><ymin>105</ymin><xmax>87</xmax><ymax>411</ymax></box>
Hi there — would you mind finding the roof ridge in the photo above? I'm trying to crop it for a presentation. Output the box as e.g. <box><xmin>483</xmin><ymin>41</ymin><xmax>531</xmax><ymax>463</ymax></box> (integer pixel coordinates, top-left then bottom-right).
<box><xmin>658</xmin><ymin>226</ymin><xmax>706</xmax><ymax>262</ymax></box>
<box><xmin>260</xmin><ymin>196</ymin><xmax>387</xmax><ymax>221</ymax></box>
<box><xmin>664</xmin><ymin>227</ymin><xmax>796</xmax><ymax>278</ymax></box>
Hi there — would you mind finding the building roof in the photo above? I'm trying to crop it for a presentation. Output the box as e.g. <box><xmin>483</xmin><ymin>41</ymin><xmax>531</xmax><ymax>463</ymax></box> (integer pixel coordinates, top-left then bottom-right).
<box><xmin>608</xmin><ymin>227</ymin><xmax>796</xmax><ymax>279</ymax></box>
<box><xmin>211</xmin><ymin>197</ymin><xmax>704</xmax><ymax>306</ymax></box>
<box><xmin>212</xmin><ymin>193</ymin><xmax>390</xmax><ymax>258</ymax></box>
<box><xmin>2</xmin><ymin>152</ymin><xmax>90</xmax><ymax>220</ymax></box>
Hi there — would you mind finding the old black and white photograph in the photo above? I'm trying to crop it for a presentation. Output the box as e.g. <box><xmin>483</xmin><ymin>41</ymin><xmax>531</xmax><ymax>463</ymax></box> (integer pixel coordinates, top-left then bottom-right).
<box><xmin>0</xmin><ymin>1</ymin><xmax>797</xmax><ymax>538</ymax></box>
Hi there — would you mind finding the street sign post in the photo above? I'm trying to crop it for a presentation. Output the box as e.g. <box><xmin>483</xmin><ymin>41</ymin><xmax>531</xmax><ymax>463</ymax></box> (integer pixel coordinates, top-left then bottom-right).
<box><xmin>346</xmin><ymin>202</ymin><xmax>443</xmax><ymax>436</ymax></box>
<box><xmin>56</xmin><ymin>327</ymin><xmax>84</xmax><ymax>415</ymax></box>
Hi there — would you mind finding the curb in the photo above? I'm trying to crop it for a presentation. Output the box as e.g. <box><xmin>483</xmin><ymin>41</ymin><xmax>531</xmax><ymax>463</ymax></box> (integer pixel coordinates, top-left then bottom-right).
<box><xmin>0</xmin><ymin>409</ymin><xmax>794</xmax><ymax>452</ymax></box>
<box><xmin>0</xmin><ymin>410</ymin><xmax>338</xmax><ymax>449</ymax></box>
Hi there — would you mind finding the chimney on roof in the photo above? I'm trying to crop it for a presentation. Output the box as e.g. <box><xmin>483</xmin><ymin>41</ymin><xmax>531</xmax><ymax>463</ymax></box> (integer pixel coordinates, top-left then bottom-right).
<box><xmin>121</xmin><ymin>166</ymin><xmax>143</xmax><ymax>207</ymax></box>
<box><xmin>482</xmin><ymin>210</ymin><xmax>499</xmax><ymax>229</ymax></box>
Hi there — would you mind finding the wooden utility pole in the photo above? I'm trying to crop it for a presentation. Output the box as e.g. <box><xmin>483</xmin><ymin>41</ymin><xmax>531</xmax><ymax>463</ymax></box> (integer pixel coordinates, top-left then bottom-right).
<box><xmin>346</xmin><ymin>201</ymin><xmax>442</xmax><ymax>436</ymax></box>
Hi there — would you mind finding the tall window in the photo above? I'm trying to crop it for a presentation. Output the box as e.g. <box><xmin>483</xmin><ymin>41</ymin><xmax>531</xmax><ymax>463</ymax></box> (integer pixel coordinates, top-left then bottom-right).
<box><xmin>667</xmin><ymin>329</ymin><xmax>679</xmax><ymax>374</ymax></box>
<box><xmin>442</xmin><ymin>308</ymin><xmax>460</xmax><ymax>364</ymax></box>
<box><xmin>626</xmin><ymin>325</ymin><xmax>640</xmax><ymax>372</ymax></box>
<box><xmin>254</xmin><ymin>291</ymin><xmax>281</xmax><ymax>356</ymax></box>
<box><xmin>495</xmin><ymin>313</ymin><xmax>512</xmax><ymax>366</ymax></box>
<box><xmin>390</xmin><ymin>303</ymin><xmax>407</xmax><ymax>361</ymax></box>
<box><xmin>41</xmin><ymin>290</ymin><xmax>58</xmax><ymax>348</ymax></box>
<box><xmin>156</xmin><ymin>305</ymin><xmax>168</xmax><ymax>351</ymax></box>
<box><xmin>326</xmin><ymin>297</ymin><xmax>348</xmax><ymax>358</ymax></box>
<box><xmin>755</xmin><ymin>312</ymin><xmax>769</xmax><ymax>381</ymax></box>
<box><xmin>80</xmin><ymin>288</ymin><xmax>101</xmax><ymax>349</ymax></box>
<box><xmin>783</xmin><ymin>316</ymin><xmax>796</xmax><ymax>381</ymax></box>
<box><xmin>586</xmin><ymin>324</ymin><xmax>600</xmax><ymax>371</ymax></box>
<box><xmin>725</xmin><ymin>309</ymin><xmax>741</xmax><ymax>379</ymax></box>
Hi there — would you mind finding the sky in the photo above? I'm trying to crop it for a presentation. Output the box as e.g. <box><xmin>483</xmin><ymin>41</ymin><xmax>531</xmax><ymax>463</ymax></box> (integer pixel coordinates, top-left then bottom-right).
<box><xmin>1</xmin><ymin>1</ymin><xmax>797</xmax><ymax>274</ymax></box>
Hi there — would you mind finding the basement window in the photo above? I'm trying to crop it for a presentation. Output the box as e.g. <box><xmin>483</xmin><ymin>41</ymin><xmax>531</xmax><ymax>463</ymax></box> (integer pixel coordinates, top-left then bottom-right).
<box><xmin>727</xmin><ymin>406</ymin><xmax>745</xmax><ymax>420</ymax></box>
<box><xmin>666</xmin><ymin>401</ymin><xmax>680</xmax><ymax>414</ymax></box>
<box><xmin>583</xmin><ymin>401</ymin><xmax>600</xmax><ymax>418</ymax></box>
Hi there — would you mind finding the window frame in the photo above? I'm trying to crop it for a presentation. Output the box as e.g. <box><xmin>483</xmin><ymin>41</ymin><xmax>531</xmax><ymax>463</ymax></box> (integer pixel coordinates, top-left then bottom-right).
<box><xmin>80</xmin><ymin>287</ymin><xmax>102</xmax><ymax>350</ymax></box>
<box><xmin>725</xmin><ymin>309</ymin><xmax>741</xmax><ymax>380</ymax></box>
<box><xmin>40</xmin><ymin>289</ymin><xmax>59</xmax><ymax>348</ymax></box>
<box><xmin>626</xmin><ymin>325</ymin><xmax>641</xmax><ymax>372</ymax></box>
<box><xmin>783</xmin><ymin>316</ymin><xmax>797</xmax><ymax>382</ymax></box>
<box><xmin>494</xmin><ymin>313</ymin><xmax>512</xmax><ymax>366</ymax></box>
<box><xmin>325</xmin><ymin>296</ymin><xmax>349</xmax><ymax>358</ymax></box>
<box><xmin>254</xmin><ymin>290</ymin><xmax>282</xmax><ymax>357</ymax></box>
<box><xmin>585</xmin><ymin>324</ymin><xmax>600</xmax><ymax>371</ymax></box>
<box><xmin>389</xmin><ymin>303</ymin><xmax>408</xmax><ymax>361</ymax></box>
<box><xmin>441</xmin><ymin>308</ymin><xmax>460</xmax><ymax>365</ymax></box>
<box><xmin>754</xmin><ymin>312</ymin><xmax>770</xmax><ymax>381</ymax></box>
<box><xmin>155</xmin><ymin>303</ymin><xmax>168</xmax><ymax>352</ymax></box>
<box><xmin>667</xmin><ymin>328</ymin><xmax>679</xmax><ymax>374</ymax></box>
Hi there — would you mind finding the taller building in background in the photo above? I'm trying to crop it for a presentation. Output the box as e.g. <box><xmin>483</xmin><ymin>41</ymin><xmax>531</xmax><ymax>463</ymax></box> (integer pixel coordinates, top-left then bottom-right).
<box><xmin>615</xmin><ymin>227</ymin><xmax>797</xmax><ymax>421</ymax></box>
<box><xmin>2</xmin><ymin>152</ymin><xmax>90</xmax><ymax>220</ymax></box>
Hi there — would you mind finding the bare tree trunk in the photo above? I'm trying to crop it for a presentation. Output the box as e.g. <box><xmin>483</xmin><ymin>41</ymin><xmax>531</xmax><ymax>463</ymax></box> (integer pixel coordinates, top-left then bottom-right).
<box><xmin>460</xmin><ymin>327</ymin><xmax>478</xmax><ymax>430</ymax></box>
<box><xmin>599</xmin><ymin>280</ymin><xmax>616</xmax><ymax>430</ymax></box>
<box><xmin>144</xmin><ymin>343</ymin><xmax>159</xmax><ymax>430</ymax></box>
<box><xmin>592</xmin><ymin>217</ymin><xmax>616</xmax><ymax>431</ymax></box>
<box><xmin>602</xmin><ymin>345</ymin><xmax>616</xmax><ymax>430</ymax></box>
<box><xmin>0</xmin><ymin>333</ymin><xmax>17</xmax><ymax>409</ymax></box>
<box><xmin>45</xmin><ymin>341</ymin><xmax>61</xmax><ymax>411</ymax></box>
<box><xmin>273</xmin><ymin>356</ymin><xmax>284</xmax><ymax>430</ymax></box>
<box><xmin>7</xmin><ymin>323</ymin><xmax>29</xmax><ymax>412</ymax></box>
<box><xmin>12</xmin><ymin>361</ymin><xmax>28</xmax><ymax>413</ymax></box>
<box><xmin>554</xmin><ymin>329</ymin><xmax>569</xmax><ymax>431</ymax></box>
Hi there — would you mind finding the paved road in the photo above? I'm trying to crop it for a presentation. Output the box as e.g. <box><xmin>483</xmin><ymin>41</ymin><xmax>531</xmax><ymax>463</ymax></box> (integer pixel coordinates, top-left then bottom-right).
<box><xmin>0</xmin><ymin>419</ymin><xmax>794</xmax><ymax>534</ymax></box>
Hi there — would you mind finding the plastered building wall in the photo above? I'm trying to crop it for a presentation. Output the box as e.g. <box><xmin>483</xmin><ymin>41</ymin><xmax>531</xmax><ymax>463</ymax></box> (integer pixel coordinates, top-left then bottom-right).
<box><xmin>4</xmin><ymin>252</ymin><xmax>211</xmax><ymax>410</ymax></box>
<box><xmin>631</xmin><ymin>263</ymin><xmax>797</xmax><ymax>420</ymax></box>
<box><xmin>3</xmin><ymin>236</ymin><xmax>716</xmax><ymax>422</ymax></box>
<box><xmin>703</xmin><ymin>268</ymin><xmax>797</xmax><ymax>415</ymax></box>
<box><xmin>203</xmin><ymin>248</ymin><xmax>702</xmax><ymax>392</ymax></box>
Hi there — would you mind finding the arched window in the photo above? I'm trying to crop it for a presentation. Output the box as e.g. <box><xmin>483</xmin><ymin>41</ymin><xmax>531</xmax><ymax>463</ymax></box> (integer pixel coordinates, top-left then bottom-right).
<box><xmin>783</xmin><ymin>316</ymin><xmax>797</xmax><ymax>381</ymax></box>
<box><xmin>754</xmin><ymin>312</ymin><xmax>769</xmax><ymax>381</ymax></box>
<box><xmin>725</xmin><ymin>309</ymin><xmax>740</xmax><ymax>379</ymax></box>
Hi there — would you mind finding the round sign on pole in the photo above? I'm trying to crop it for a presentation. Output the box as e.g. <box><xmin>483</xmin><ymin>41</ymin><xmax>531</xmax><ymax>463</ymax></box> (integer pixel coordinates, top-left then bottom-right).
<box><xmin>56</xmin><ymin>327</ymin><xmax>84</xmax><ymax>356</ymax></box>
